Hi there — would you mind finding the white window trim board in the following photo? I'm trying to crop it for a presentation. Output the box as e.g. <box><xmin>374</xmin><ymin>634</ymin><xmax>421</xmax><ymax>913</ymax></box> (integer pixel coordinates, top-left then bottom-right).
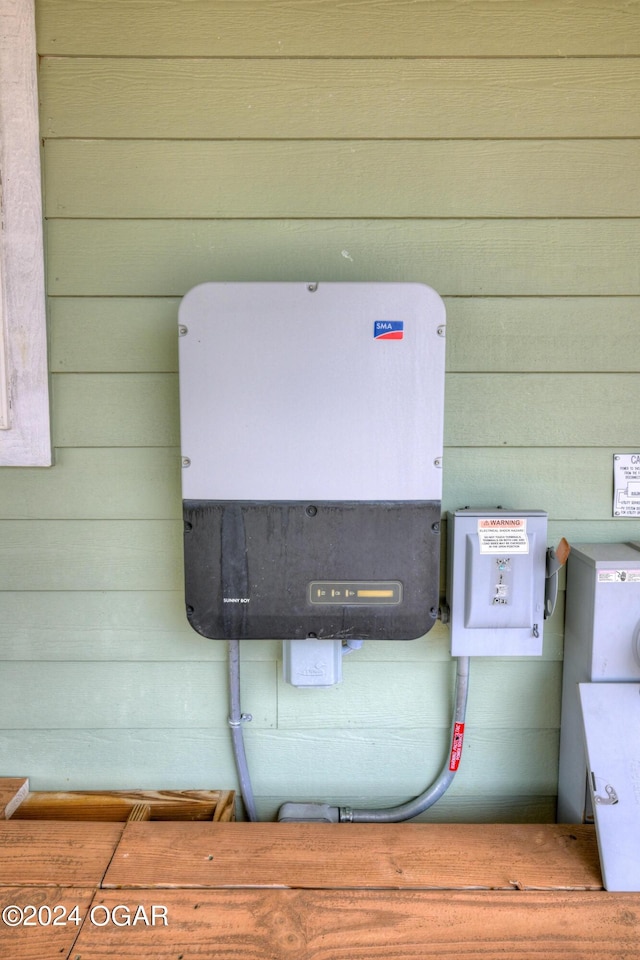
<box><xmin>0</xmin><ymin>0</ymin><xmax>51</xmax><ymax>466</ymax></box>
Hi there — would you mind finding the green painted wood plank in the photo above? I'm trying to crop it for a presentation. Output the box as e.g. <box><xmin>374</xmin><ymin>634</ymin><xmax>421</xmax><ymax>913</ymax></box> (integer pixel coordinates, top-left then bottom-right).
<box><xmin>48</xmin><ymin>297</ymin><xmax>640</xmax><ymax>374</ymax></box>
<box><xmin>547</xmin><ymin>520</ymin><xmax>640</xmax><ymax>543</ymax></box>
<box><xmin>0</xmin><ymin>729</ymin><xmax>237</xmax><ymax>791</ymax></box>
<box><xmin>0</xmin><ymin>520</ymin><xmax>182</xmax><ymax>590</ymax></box>
<box><xmin>49</xmin><ymin>297</ymin><xmax>179</xmax><ymax>373</ymax></box>
<box><xmin>0</xmin><ymin>661</ymin><xmax>276</xmax><ymax>729</ymax></box>
<box><xmin>0</xmin><ymin>592</ymin><xmax>282</xmax><ymax>662</ymax></box>
<box><xmin>446</xmin><ymin>298</ymin><xmax>640</xmax><ymax>374</ymax></box>
<box><xmin>50</xmin><ymin>371</ymin><xmax>640</xmax><ymax>448</ymax></box>
<box><xmin>36</xmin><ymin>0</ymin><xmax>640</xmax><ymax>56</ymax></box>
<box><xmin>52</xmin><ymin>373</ymin><xmax>179</xmax><ymax>446</ymax></box>
<box><xmin>45</xmin><ymin>220</ymin><xmax>640</xmax><ymax>297</ymax></box>
<box><xmin>0</xmin><ymin>447</ymin><xmax>181</xmax><ymax>519</ymax></box>
<box><xmin>242</xmin><ymin>728</ymin><xmax>560</xmax><ymax>797</ymax></box>
<box><xmin>0</xmin><ymin>595</ymin><xmax>564</xmax><ymax>661</ymax></box>
<box><xmin>39</xmin><ymin>58</ymin><xmax>640</xmax><ymax>139</ymax></box>
<box><xmin>443</xmin><ymin>449</ymin><xmax>629</xmax><ymax>520</ymax></box>
<box><xmin>0</xmin><ymin>727</ymin><xmax>558</xmax><ymax>797</ymax></box>
<box><xmin>445</xmin><ymin>374</ymin><xmax>640</xmax><ymax>447</ymax></box>
<box><xmin>276</xmin><ymin>661</ymin><xmax>561</xmax><ymax>729</ymax></box>
<box><xmin>44</xmin><ymin>140</ymin><xmax>640</xmax><ymax>219</ymax></box>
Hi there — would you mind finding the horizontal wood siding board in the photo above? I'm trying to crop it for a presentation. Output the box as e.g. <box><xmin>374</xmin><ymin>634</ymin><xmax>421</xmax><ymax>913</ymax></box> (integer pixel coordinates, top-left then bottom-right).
<box><xmin>35</xmin><ymin>0</ymin><xmax>640</xmax><ymax>57</ymax></box>
<box><xmin>50</xmin><ymin>371</ymin><xmax>640</xmax><ymax>447</ymax></box>
<box><xmin>45</xmin><ymin>220</ymin><xmax>640</xmax><ymax>297</ymax></box>
<box><xmin>0</xmin><ymin>520</ymin><xmax>183</xmax><ymax>590</ymax></box>
<box><xmin>0</xmin><ymin>447</ymin><xmax>181</xmax><ymax>519</ymax></box>
<box><xmin>443</xmin><ymin>448</ymin><xmax>628</xmax><ymax>520</ymax></box>
<box><xmin>49</xmin><ymin>297</ymin><xmax>640</xmax><ymax>374</ymax></box>
<box><xmin>52</xmin><ymin>373</ymin><xmax>180</xmax><ymax>446</ymax></box>
<box><xmin>446</xmin><ymin>297</ymin><xmax>640</xmax><ymax>373</ymax></box>
<box><xmin>0</xmin><ymin>661</ymin><xmax>276</xmax><ymax>730</ymax></box>
<box><xmin>36</xmin><ymin>0</ymin><xmax>640</xmax><ymax>56</ymax></box>
<box><xmin>39</xmin><ymin>60</ymin><xmax>640</xmax><ymax>138</ymax></box>
<box><xmin>44</xmin><ymin>140</ymin><xmax>640</xmax><ymax>219</ymax></box>
<box><xmin>0</xmin><ymin>661</ymin><xmax>556</xmax><ymax>731</ymax></box>
<box><xmin>249</xmin><ymin>729</ymin><xmax>560</xmax><ymax>797</ymax></box>
<box><xmin>445</xmin><ymin>373</ymin><xmax>640</xmax><ymax>447</ymax></box>
<box><xmin>0</xmin><ymin>728</ymin><xmax>558</xmax><ymax>796</ymax></box>
<box><xmin>276</xmin><ymin>660</ymin><xmax>562</xmax><ymax>729</ymax></box>
<box><xmin>49</xmin><ymin>297</ymin><xmax>179</xmax><ymax>373</ymax></box>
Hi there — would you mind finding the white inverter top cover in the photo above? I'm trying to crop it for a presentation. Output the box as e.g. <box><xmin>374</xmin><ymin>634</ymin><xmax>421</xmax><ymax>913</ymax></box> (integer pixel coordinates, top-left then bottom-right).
<box><xmin>178</xmin><ymin>282</ymin><xmax>445</xmax><ymax>503</ymax></box>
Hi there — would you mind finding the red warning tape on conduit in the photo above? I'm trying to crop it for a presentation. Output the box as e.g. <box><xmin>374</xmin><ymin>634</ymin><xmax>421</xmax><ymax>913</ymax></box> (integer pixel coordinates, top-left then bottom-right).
<box><xmin>449</xmin><ymin>722</ymin><xmax>465</xmax><ymax>772</ymax></box>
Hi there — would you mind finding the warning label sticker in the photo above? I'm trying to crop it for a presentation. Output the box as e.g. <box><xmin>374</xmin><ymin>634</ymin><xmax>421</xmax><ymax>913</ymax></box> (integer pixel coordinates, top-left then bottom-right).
<box><xmin>597</xmin><ymin>570</ymin><xmax>640</xmax><ymax>584</ymax></box>
<box><xmin>478</xmin><ymin>518</ymin><xmax>529</xmax><ymax>555</ymax></box>
<box><xmin>613</xmin><ymin>453</ymin><xmax>640</xmax><ymax>518</ymax></box>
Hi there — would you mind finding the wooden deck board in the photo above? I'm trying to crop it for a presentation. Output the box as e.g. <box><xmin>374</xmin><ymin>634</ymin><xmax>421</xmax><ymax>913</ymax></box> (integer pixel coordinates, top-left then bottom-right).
<box><xmin>0</xmin><ymin>822</ymin><xmax>123</xmax><ymax>887</ymax></box>
<box><xmin>103</xmin><ymin>822</ymin><xmax>602</xmax><ymax>890</ymax></box>
<box><xmin>70</xmin><ymin>888</ymin><xmax>640</xmax><ymax>960</ymax></box>
<box><xmin>0</xmin><ymin>887</ymin><xmax>94</xmax><ymax>960</ymax></box>
<box><xmin>0</xmin><ymin>820</ymin><xmax>635</xmax><ymax>959</ymax></box>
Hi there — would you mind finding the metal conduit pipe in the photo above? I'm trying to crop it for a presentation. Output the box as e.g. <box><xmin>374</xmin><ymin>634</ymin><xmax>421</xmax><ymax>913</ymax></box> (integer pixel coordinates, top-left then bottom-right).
<box><xmin>341</xmin><ymin>656</ymin><xmax>470</xmax><ymax>822</ymax></box>
<box><xmin>227</xmin><ymin>638</ymin><xmax>259</xmax><ymax>822</ymax></box>
<box><xmin>277</xmin><ymin>657</ymin><xmax>470</xmax><ymax>823</ymax></box>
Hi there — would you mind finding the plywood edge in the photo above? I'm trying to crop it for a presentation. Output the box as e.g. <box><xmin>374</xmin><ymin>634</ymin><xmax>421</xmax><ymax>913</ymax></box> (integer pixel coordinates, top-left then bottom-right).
<box><xmin>0</xmin><ymin>777</ymin><xmax>29</xmax><ymax>819</ymax></box>
<box><xmin>11</xmin><ymin>789</ymin><xmax>236</xmax><ymax>822</ymax></box>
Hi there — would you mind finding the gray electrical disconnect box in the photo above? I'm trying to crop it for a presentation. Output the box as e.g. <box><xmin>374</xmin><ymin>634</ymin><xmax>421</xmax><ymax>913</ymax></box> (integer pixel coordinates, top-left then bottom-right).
<box><xmin>558</xmin><ymin>542</ymin><xmax>640</xmax><ymax>891</ymax></box>
<box><xmin>446</xmin><ymin>508</ymin><xmax>547</xmax><ymax>656</ymax></box>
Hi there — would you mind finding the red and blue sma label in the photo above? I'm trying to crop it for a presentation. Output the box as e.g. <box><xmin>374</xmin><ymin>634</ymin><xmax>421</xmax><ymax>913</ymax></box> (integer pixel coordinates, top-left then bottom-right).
<box><xmin>374</xmin><ymin>321</ymin><xmax>404</xmax><ymax>340</ymax></box>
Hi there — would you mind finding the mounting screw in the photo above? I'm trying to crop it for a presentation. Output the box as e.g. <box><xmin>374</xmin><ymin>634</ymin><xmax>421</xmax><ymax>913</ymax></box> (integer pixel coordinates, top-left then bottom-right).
<box><xmin>178</xmin><ymin>325</ymin><xmax>188</xmax><ymax>336</ymax></box>
<box><xmin>307</xmin><ymin>282</ymin><xmax>318</xmax><ymax>292</ymax></box>
<box><xmin>437</xmin><ymin>325</ymin><xmax>446</xmax><ymax>337</ymax></box>
<box><xmin>431</xmin><ymin>521</ymin><xmax>440</xmax><ymax>533</ymax></box>
<box><xmin>434</xmin><ymin>457</ymin><xmax>442</xmax><ymax>468</ymax></box>
<box><xmin>182</xmin><ymin>457</ymin><xmax>191</xmax><ymax>467</ymax></box>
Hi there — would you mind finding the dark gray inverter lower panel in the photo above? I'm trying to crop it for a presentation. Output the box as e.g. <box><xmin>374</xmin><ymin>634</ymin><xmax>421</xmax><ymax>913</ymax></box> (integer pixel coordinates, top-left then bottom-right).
<box><xmin>183</xmin><ymin>500</ymin><xmax>441</xmax><ymax>640</ymax></box>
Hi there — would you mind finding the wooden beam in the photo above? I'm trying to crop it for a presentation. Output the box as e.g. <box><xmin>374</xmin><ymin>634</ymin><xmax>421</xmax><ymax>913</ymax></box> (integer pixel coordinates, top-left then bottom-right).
<box><xmin>0</xmin><ymin>887</ymin><xmax>95</xmax><ymax>960</ymax></box>
<box><xmin>0</xmin><ymin>821</ymin><xmax>123</xmax><ymax>886</ymax></box>
<box><xmin>12</xmin><ymin>789</ymin><xmax>236</xmax><ymax>822</ymax></box>
<box><xmin>72</xmin><ymin>888</ymin><xmax>640</xmax><ymax>960</ymax></box>
<box><xmin>103</xmin><ymin>823</ymin><xmax>602</xmax><ymax>891</ymax></box>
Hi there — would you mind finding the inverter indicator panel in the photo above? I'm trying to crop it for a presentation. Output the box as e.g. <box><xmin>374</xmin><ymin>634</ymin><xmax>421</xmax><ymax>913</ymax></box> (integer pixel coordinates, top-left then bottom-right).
<box><xmin>309</xmin><ymin>581</ymin><xmax>402</xmax><ymax>604</ymax></box>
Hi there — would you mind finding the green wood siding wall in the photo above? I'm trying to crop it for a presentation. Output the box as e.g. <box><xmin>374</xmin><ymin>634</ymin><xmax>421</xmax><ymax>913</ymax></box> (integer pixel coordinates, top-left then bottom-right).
<box><xmin>0</xmin><ymin>0</ymin><xmax>638</xmax><ymax>820</ymax></box>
